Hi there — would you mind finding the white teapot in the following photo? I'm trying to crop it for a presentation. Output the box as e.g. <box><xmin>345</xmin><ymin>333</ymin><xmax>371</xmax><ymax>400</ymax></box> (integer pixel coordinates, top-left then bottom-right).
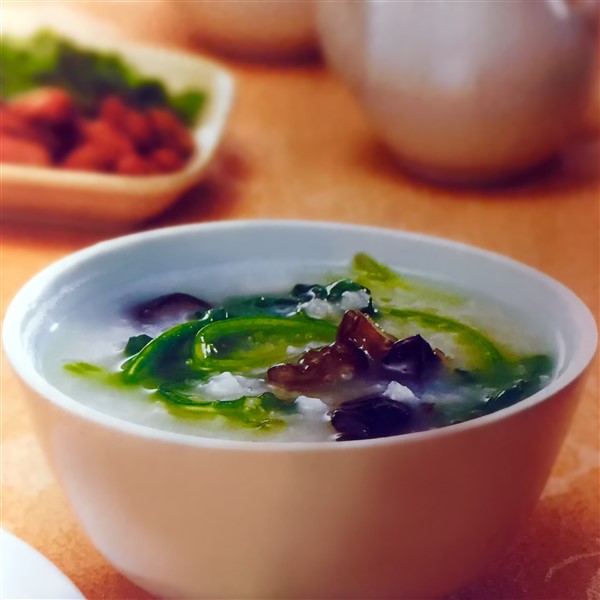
<box><xmin>318</xmin><ymin>0</ymin><xmax>598</xmax><ymax>183</ymax></box>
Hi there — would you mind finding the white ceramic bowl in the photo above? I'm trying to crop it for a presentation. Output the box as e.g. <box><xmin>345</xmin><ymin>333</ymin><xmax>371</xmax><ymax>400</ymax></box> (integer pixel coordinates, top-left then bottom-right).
<box><xmin>3</xmin><ymin>221</ymin><xmax>597</xmax><ymax>599</ymax></box>
<box><xmin>2</xmin><ymin>25</ymin><xmax>235</xmax><ymax>227</ymax></box>
<box><xmin>176</xmin><ymin>1</ymin><xmax>317</xmax><ymax>60</ymax></box>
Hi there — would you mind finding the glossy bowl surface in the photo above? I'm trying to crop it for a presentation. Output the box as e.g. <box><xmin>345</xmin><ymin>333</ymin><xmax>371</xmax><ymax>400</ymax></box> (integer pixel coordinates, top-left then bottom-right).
<box><xmin>3</xmin><ymin>221</ymin><xmax>597</xmax><ymax>599</ymax></box>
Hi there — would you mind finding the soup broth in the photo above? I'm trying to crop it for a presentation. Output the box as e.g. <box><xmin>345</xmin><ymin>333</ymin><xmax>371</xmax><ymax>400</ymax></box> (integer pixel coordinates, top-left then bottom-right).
<box><xmin>42</xmin><ymin>254</ymin><xmax>556</xmax><ymax>442</ymax></box>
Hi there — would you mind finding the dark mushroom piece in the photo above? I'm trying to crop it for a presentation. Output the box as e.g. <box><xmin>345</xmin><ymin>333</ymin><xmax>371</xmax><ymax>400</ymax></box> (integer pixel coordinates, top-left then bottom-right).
<box><xmin>128</xmin><ymin>293</ymin><xmax>212</xmax><ymax>327</ymax></box>
<box><xmin>331</xmin><ymin>395</ymin><xmax>413</xmax><ymax>441</ymax></box>
<box><xmin>381</xmin><ymin>334</ymin><xmax>441</xmax><ymax>385</ymax></box>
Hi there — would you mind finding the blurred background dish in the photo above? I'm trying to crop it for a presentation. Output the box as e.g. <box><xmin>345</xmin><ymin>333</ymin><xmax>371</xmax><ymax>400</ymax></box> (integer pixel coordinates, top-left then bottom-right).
<box><xmin>1</xmin><ymin>24</ymin><xmax>235</xmax><ymax>227</ymax></box>
<box><xmin>177</xmin><ymin>0</ymin><xmax>317</xmax><ymax>60</ymax></box>
<box><xmin>77</xmin><ymin>0</ymin><xmax>318</xmax><ymax>62</ymax></box>
<box><xmin>69</xmin><ymin>0</ymin><xmax>598</xmax><ymax>187</ymax></box>
<box><xmin>317</xmin><ymin>0</ymin><xmax>599</xmax><ymax>184</ymax></box>
<box><xmin>1</xmin><ymin>31</ymin><xmax>203</xmax><ymax>177</ymax></box>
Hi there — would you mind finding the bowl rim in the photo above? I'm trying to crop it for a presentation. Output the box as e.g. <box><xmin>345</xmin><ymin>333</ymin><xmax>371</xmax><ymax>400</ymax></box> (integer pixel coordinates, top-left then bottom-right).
<box><xmin>3</xmin><ymin>219</ymin><xmax>598</xmax><ymax>452</ymax></box>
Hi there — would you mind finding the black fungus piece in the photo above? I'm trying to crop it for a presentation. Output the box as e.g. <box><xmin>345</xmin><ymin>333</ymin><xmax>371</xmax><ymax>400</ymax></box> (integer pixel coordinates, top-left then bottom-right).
<box><xmin>382</xmin><ymin>335</ymin><xmax>441</xmax><ymax>383</ymax></box>
<box><xmin>331</xmin><ymin>395</ymin><xmax>413</xmax><ymax>441</ymax></box>
<box><xmin>128</xmin><ymin>293</ymin><xmax>212</xmax><ymax>325</ymax></box>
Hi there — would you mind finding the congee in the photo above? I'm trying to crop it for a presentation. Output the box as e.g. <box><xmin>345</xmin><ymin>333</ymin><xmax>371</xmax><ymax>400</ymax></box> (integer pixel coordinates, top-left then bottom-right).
<box><xmin>44</xmin><ymin>253</ymin><xmax>556</xmax><ymax>442</ymax></box>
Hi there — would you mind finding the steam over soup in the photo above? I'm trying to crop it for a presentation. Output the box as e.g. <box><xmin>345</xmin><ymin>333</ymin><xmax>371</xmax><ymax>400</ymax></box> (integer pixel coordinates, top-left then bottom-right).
<box><xmin>45</xmin><ymin>254</ymin><xmax>555</xmax><ymax>442</ymax></box>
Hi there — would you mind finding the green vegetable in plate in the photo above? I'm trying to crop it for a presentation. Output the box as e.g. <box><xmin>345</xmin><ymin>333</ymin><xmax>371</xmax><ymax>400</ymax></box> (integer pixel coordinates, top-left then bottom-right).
<box><xmin>0</xmin><ymin>30</ymin><xmax>206</xmax><ymax>125</ymax></box>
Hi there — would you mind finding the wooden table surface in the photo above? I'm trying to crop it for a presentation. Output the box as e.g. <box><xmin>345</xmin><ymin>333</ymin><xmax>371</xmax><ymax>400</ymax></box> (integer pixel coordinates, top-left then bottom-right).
<box><xmin>1</xmin><ymin>5</ymin><xmax>599</xmax><ymax>600</ymax></box>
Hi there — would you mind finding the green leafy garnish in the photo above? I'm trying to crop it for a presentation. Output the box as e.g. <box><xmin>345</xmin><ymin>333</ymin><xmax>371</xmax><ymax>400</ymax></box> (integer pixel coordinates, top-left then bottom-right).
<box><xmin>353</xmin><ymin>252</ymin><xmax>414</xmax><ymax>291</ymax></box>
<box><xmin>63</xmin><ymin>361</ymin><xmax>129</xmax><ymax>389</ymax></box>
<box><xmin>63</xmin><ymin>361</ymin><xmax>104</xmax><ymax>376</ymax></box>
<box><xmin>193</xmin><ymin>314</ymin><xmax>337</xmax><ymax>373</ymax></box>
<box><xmin>353</xmin><ymin>253</ymin><xmax>464</xmax><ymax>310</ymax></box>
<box><xmin>157</xmin><ymin>389</ymin><xmax>295</xmax><ymax>432</ymax></box>
<box><xmin>121</xmin><ymin>309</ymin><xmax>228</xmax><ymax>386</ymax></box>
